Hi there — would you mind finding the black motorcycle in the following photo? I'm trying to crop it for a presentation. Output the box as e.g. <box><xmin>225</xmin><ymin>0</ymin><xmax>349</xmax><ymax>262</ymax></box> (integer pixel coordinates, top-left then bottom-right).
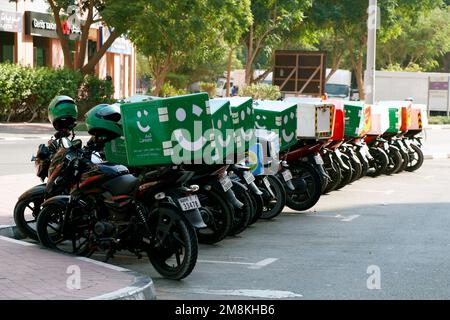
<box><xmin>36</xmin><ymin>137</ymin><xmax>198</xmax><ymax>280</ymax></box>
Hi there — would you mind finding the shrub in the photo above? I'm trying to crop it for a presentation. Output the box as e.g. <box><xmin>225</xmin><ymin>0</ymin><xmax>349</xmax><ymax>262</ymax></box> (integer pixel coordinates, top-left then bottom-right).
<box><xmin>199</xmin><ymin>82</ymin><xmax>217</xmax><ymax>98</ymax></box>
<box><xmin>0</xmin><ymin>63</ymin><xmax>114</xmax><ymax>122</ymax></box>
<box><xmin>239</xmin><ymin>83</ymin><xmax>281</xmax><ymax>100</ymax></box>
<box><xmin>158</xmin><ymin>82</ymin><xmax>188</xmax><ymax>97</ymax></box>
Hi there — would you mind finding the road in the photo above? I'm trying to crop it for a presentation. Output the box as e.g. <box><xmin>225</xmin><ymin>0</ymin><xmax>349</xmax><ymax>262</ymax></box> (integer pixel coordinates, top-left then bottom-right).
<box><xmin>1</xmin><ymin>129</ymin><xmax>450</xmax><ymax>299</ymax></box>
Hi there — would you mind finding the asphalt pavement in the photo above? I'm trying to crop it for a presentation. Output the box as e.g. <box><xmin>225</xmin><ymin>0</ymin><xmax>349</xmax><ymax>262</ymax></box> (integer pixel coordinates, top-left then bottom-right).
<box><xmin>1</xmin><ymin>125</ymin><xmax>450</xmax><ymax>299</ymax></box>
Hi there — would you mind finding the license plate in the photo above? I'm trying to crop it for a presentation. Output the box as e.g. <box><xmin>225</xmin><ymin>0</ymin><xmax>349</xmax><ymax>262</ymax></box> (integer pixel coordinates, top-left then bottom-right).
<box><xmin>243</xmin><ymin>171</ymin><xmax>255</xmax><ymax>184</ymax></box>
<box><xmin>384</xmin><ymin>142</ymin><xmax>389</xmax><ymax>150</ymax></box>
<box><xmin>282</xmin><ymin>169</ymin><xmax>293</xmax><ymax>181</ymax></box>
<box><xmin>178</xmin><ymin>195</ymin><xmax>201</xmax><ymax>212</ymax></box>
<box><xmin>263</xmin><ymin>177</ymin><xmax>271</xmax><ymax>190</ymax></box>
<box><xmin>314</xmin><ymin>155</ymin><xmax>324</xmax><ymax>165</ymax></box>
<box><xmin>220</xmin><ymin>176</ymin><xmax>233</xmax><ymax>192</ymax></box>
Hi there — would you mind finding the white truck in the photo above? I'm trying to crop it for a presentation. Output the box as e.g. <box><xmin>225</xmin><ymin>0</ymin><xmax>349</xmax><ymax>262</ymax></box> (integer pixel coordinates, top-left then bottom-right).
<box><xmin>374</xmin><ymin>71</ymin><xmax>450</xmax><ymax>114</ymax></box>
<box><xmin>325</xmin><ymin>69</ymin><xmax>352</xmax><ymax>99</ymax></box>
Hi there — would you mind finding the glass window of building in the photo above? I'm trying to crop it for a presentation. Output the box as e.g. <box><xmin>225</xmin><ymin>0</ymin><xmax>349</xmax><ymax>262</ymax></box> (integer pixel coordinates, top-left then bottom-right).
<box><xmin>33</xmin><ymin>37</ymin><xmax>50</xmax><ymax>67</ymax></box>
<box><xmin>0</xmin><ymin>31</ymin><xmax>15</xmax><ymax>63</ymax></box>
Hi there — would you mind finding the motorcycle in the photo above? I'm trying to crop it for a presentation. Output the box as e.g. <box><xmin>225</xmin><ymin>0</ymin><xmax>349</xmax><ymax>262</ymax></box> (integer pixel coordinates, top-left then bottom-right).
<box><xmin>36</xmin><ymin>136</ymin><xmax>199</xmax><ymax>280</ymax></box>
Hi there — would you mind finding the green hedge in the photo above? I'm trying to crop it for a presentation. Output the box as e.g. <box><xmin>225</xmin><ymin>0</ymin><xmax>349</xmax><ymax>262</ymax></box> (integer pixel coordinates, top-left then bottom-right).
<box><xmin>0</xmin><ymin>63</ymin><xmax>114</xmax><ymax>122</ymax></box>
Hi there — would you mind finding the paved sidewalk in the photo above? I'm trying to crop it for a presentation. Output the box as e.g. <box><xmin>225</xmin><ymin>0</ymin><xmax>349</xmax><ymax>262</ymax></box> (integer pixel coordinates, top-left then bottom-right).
<box><xmin>0</xmin><ymin>236</ymin><xmax>155</xmax><ymax>300</ymax></box>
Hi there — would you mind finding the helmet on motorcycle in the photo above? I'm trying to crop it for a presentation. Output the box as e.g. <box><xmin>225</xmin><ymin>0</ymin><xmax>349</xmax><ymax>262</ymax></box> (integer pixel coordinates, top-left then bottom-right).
<box><xmin>48</xmin><ymin>96</ymin><xmax>78</xmax><ymax>131</ymax></box>
<box><xmin>85</xmin><ymin>103</ymin><xmax>123</xmax><ymax>141</ymax></box>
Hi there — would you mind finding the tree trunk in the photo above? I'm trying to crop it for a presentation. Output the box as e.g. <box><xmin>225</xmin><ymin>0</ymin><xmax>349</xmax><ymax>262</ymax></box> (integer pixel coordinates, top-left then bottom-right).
<box><xmin>48</xmin><ymin>1</ymin><xmax>73</xmax><ymax>69</ymax></box>
<box><xmin>81</xmin><ymin>31</ymin><xmax>120</xmax><ymax>75</ymax></box>
<box><xmin>225</xmin><ymin>48</ymin><xmax>234</xmax><ymax>97</ymax></box>
<box><xmin>353</xmin><ymin>56</ymin><xmax>365</xmax><ymax>100</ymax></box>
<box><xmin>245</xmin><ymin>26</ymin><xmax>254</xmax><ymax>85</ymax></box>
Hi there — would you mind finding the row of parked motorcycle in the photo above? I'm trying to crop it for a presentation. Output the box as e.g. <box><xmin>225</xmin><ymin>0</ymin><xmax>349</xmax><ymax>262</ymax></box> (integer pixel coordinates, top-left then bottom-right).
<box><xmin>13</xmin><ymin>94</ymin><xmax>425</xmax><ymax>280</ymax></box>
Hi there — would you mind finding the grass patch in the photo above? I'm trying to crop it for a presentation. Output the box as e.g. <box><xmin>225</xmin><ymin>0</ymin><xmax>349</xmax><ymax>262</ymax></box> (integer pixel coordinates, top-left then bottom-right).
<box><xmin>429</xmin><ymin>116</ymin><xmax>450</xmax><ymax>125</ymax></box>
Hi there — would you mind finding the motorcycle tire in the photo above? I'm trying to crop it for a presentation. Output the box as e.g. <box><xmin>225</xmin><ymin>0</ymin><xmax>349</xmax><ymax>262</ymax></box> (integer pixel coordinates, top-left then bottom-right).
<box><xmin>228</xmin><ymin>184</ymin><xmax>253</xmax><ymax>236</ymax></box>
<box><xmin>196</xmin><ymin>188</ymin><xmax>233</xmax><ymax>244</ymax></box>
<box><xmin>285</xmin><ymin>162</ymin><xmax>322</xmax><ymax>212</ymax></box>
<box><xmin>345</xmin><ymin>151</ymin><xmax>362</xmax><ymax>184</ymax></box>
<box><xmin>36</xmin><ymin>203</ymin><xmax>93</xmax><ymax>256</ymax></box>
<box><xmin>385</xmin><ymin>147</ymin><xmax>403</xmax><ymax>175</ymax></box>
<box><xmin>258</xmin><ymin>175</ymin><xmax>286</xmax><ymax>220</ymax></box>
<box><xmin>14</xmin><ymin>193</ymin><xmax>44</xmax><ymax>241</ymax></box>
<box><xmin>367</xmin><ymin>147</ymin><xmax>389</xmax><ymax>178</ymax></box>
<box><xmin>335</xmin><ymin>153</ymin><xmax>353</xmax><ymax>190</ymax></box>
<box><xmin>405</xmin><ymin>144</ymin><xmax>424</xmax><ymax>172</ymax></box>
<box><xmin>323</xmin><ymin>156</ymin><xmax>342</xmax><ymax>194</ymax></box>
<box><xmin>148</xmin><ymin>206</ymin><xmax>198</xmax><ymax>280</ymax></box>
<box><xmin>248</xmin><ymin>190</ymin><xmax>264</xmax><ymax>225</ymax></box>
<box><xmin>396</xmin><ymin>147</ymin><xmax>410</xmax><ymax>173</ymax></box>
<box><xmin>355</xmin><ymin>151</ymin><xmax>369</xmax><ymax>178</ymax></box>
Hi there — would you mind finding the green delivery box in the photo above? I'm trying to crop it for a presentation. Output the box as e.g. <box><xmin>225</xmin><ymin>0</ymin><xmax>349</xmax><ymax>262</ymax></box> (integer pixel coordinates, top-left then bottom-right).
<box><xmin>104</xmin><ymin>137</ymin><xmax>129</xmax><ymax>165</ymax></box>
<box><xmin>117</xmin><ymin>93</ymin><xmax>213</xmax><ymax>166</ymax></box>
<box><xmin>377</xmin><ymin>101</ymin><xmax>401</xmax><ymax>134</ymax></box>
<box><xmin>213</xmin><ymin>97</ymin><xmax>255</xmax><ymax>153</ymax></box>
<box><xmin>343</xmin><ymin>101</ymin><xmax>368</xmax><ymax>138</ymax></box>
<box><xmin>253</xmin><ymin>100</ymin><xmax>297</xmax><ymax>152</ymax></box>
<box><xmin>209</xmin><ymin>99</ymin><xmax>235</xmax><ymax>163</ymax></box>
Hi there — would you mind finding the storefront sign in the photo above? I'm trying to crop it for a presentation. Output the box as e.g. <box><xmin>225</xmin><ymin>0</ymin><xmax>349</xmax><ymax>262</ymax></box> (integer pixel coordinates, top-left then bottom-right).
<box><xmin>25</xmin><ymin>11</ymin><xmax>81</xmax><ymax>39</ymax></box>
<box><xmin>0</xmin><ymin>10</ymin><xmax>22</xmax><ymax>33</ymax></box>
<box><xmin>101</xmin><ymin>26</ymin><xmax>133</xmax><ymax>55</ymax></box>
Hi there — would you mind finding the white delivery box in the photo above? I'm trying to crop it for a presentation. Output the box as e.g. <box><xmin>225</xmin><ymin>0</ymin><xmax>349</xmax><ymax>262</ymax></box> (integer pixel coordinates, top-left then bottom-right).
<box><xmin>368</xmin><ymin>104</ymin><xmax>390</xmax><ymax>135</ymax></box>
<box><xmin>284</xmin><ymin>97</ymin><xmax>334</xmax><ymax>140</ymax></box>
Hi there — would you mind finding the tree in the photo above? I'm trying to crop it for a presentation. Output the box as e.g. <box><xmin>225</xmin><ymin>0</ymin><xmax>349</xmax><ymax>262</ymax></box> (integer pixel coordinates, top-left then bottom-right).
<box><xmin>377</xmin><ymin>5</ymin><xmax>450</xmax><ymax>72</ymax></box>
<box><xmin>128</xmin><ymin>0</ymin><xmax>251</xmax><ymax>96</ymax></box>
<box><xmin>44</xmin><ymin>0</ymin><xmax>136</xmax><ymax>75</ymax></box>
<box><xmin>307</xmin><ymin>0</ymin><xmax>443</xmax><ymax>99</ymax></box>
<box><xmin>241</xmin><ymin>0</ymin><xmax>311</xmax><ymax>85</ymax></box>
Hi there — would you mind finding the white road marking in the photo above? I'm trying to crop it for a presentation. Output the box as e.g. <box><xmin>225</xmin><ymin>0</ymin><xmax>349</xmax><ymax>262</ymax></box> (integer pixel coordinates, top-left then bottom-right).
<box><xmin>0</xmin><ymin>235</ymin><xmax>36</xmax><ymax>246</ymax></box>
<box><xmin>198</xmin><ymin>258</ymin><xmax>278</xmax><ymax>269</ymax></box>
<box><xmin>166</xmin><ymin>288</ymin><xmax>303</xmax><ymax>299</ymax></box>
<box><xmin>340</xmin><ymin>215</ymin><xmax>360</xmax><ymax>222</ymax></box>
<box><xmin>198</xmin><ymin>259</ymin><xmax>254</xmax><ymax>266</ymax></box>
<box><xmin>248</xmin><ymin>258</ymin><xmax>278</xmax><ymax>269</ymax></box>
<box><xmin>346</xmin><ymin>188</ymin><xmax>395</xmax><ymax>195</ymax></box>
<box><xmin>306</xmin><ymin>213</ymin><xmax>361</xmax><ymax>222</ymax></box>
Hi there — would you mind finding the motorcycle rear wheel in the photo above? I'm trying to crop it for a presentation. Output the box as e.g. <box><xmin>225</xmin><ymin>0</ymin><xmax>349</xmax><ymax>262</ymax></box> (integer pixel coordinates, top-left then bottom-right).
<box><xmin>385</xmin><ymin>148</ymin><xmax>403</xmax><ymax>175</ymax></box>
<box><xmin>258</xmin><ymin>175</ymin><xmax>286</xmax><ymax>220</ymax></box>
<box><xmin>405</xmin><ymin>144</ymin><xmax>424</xmax><ymax>172</ymax></box>
<box><xmin>335</xmin><ymin>153</ymin><xmax>353</xmax><ymax>190</ymax></box>
<box><xmin>367</xmin><ymin>147</ymin><xmax>389</xmax><ymax>177</ymax></box>
<box><xmin>285</xmin><ymin>162</ymin><xmax>322</xmax><ymax>212</ymax></box>
<box><xmin>323</xmin><ymin>156</ymin><xmax>342</xmax><ymax>194</ymax></box>
<box><xmin>228</xmin><ymin>184</ymin><xmax>253</xmax><ymax>236</ymax></box>
<box><xmin>148</xmin><ymin>206</ymin><xmax>198</xmax><ymax>280</ymax></box>
<box><xmin>196</xmin><ymin>188</ymin><xmax>233</xmax><ymax>244</ymax></box>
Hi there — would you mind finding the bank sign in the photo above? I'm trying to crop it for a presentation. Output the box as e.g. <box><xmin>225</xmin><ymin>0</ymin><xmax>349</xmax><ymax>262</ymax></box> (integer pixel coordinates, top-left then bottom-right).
<box><xmin>25</xmin><ymin>11</ymin><xmax>81</xmax><ymax>39</ymax></box>
<box><xmin>0</xmin><ymin>10</ymin><xmax>22</xmax><ymax>33</ymax></box>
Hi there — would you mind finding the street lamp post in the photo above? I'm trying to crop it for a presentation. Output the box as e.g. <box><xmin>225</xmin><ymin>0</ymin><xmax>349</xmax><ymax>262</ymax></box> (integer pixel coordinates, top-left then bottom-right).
<box><xmin>365</xmin><ymin>0</ymin><xmax>377</xmax><ymax>104</ymax></box>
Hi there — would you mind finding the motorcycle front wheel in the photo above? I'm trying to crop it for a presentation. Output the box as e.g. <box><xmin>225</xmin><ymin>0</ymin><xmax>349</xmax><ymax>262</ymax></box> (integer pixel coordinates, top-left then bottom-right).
<box><xmin>148</xmin><ymin>206</ymin><xmax>198</xmax><ymax>280</ymax></box>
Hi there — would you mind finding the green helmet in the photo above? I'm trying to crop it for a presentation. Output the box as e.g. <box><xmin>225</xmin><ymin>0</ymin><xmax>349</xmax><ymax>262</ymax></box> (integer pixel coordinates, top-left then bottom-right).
<box><xmin>85</xmin><ymin>103</ymin><xmax>123</xmax><ymax>141</ymax></box>
<box><xmin>48</xmin><ymin>95</ymin><xmax>78</xmax><ymax>131</ymax></box>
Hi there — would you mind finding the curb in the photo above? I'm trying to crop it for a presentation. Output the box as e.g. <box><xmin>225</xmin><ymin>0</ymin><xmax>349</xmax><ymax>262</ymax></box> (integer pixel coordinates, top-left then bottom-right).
<box><xmin>424</xmin><ymin>153</ymin><xmax>450</xmax><ymax>160</ymax></box>
<box><xmin>425</xmin><ymin>125</ymin><xmax>450</xmax><ymax>130</ymax></box>
<box><xmin>0</xmin><ymin>224</ymin><xmax>25</xmax><ymax>239</ymax></box>
<box><xmin>0</xmin><ymin>228</ymin><xmax>156</xmax><ymax>300</ymax></box>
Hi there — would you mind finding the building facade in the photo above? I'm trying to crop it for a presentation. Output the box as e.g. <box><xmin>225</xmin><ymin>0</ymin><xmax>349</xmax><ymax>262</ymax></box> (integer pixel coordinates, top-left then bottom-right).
<box><xmin>0</xmin><ymin>0</ymin><xmax>135</xmax><ymax>99</ymax></box>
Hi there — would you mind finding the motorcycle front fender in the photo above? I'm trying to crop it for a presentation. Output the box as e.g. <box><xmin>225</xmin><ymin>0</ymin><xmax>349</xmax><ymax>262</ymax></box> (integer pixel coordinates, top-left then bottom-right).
<box><xmin>18</xmin><ymin>183</ymin><xmax>46</xmax><ymax>202</ymax></box>
<box><xmin>41</xmin><ymin>195</ymin><xmax>70</xmax><ymax>208</ymax></box>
